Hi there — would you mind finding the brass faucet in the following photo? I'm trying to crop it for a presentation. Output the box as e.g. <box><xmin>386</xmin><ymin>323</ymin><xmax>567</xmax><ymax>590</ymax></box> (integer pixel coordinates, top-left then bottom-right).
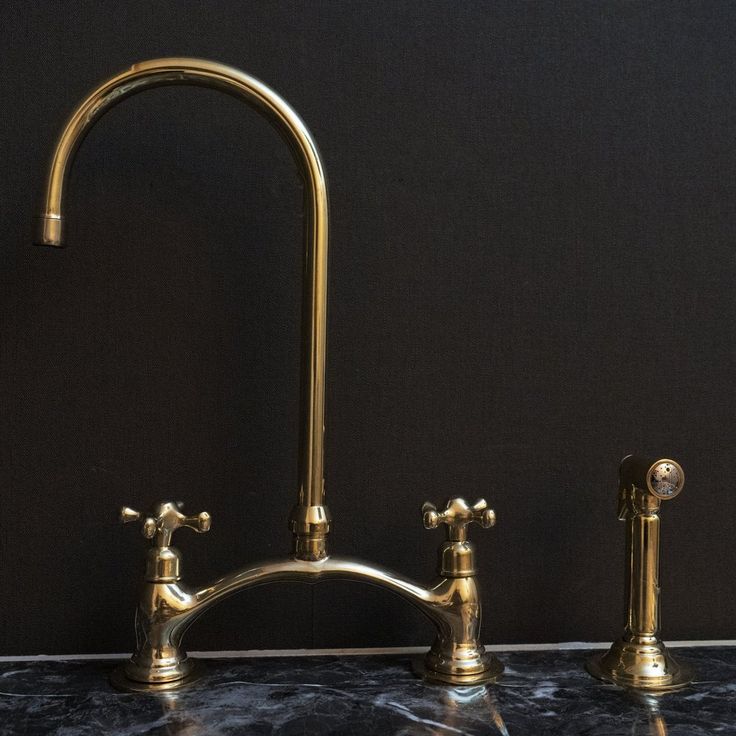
<box><xmin>36</xmin><ymin>58</ymin><xmax>503</xmax><ymax>691</ymax></box>
<box><xmin>586</xmin><ymin>455</ymin><xmax>693</xmax><ymax>691</ymax></box>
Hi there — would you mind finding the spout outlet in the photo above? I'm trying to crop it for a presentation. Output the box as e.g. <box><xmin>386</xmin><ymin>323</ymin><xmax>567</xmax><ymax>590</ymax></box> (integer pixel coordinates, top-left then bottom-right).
<box><xmin>35</xmin><ymin>214</ymin><xmax>64</xmax><ymax>247</ymax></box>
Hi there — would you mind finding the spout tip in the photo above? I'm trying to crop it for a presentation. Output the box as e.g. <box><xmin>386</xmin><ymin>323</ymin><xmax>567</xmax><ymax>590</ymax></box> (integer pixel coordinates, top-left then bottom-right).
<box><xmin>34</xmin><ymin>214</ymin><xmax>65</xmax><ymax>247</ymax></box>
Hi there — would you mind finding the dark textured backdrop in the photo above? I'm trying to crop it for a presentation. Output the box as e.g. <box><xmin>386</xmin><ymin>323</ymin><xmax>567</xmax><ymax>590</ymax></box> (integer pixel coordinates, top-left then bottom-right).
<box><xmin>1</xmin><ymin>2</ymin><xmax>734</xmax><ymax>655</ymax></box>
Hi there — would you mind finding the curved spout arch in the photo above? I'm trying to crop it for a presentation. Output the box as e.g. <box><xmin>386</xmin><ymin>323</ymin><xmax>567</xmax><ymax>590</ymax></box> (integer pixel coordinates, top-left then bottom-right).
<box><xmin>36</xmin><ymin>58</ymin><xmax>330</xmax><ymax>555</ymax></box>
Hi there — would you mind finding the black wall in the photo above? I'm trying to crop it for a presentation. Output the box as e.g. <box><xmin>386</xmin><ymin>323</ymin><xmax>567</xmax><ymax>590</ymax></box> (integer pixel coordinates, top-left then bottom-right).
<box><xmin>1</xmin><ymin>1</ymin><xmax>734</xmax><ymax>655</ymax></box>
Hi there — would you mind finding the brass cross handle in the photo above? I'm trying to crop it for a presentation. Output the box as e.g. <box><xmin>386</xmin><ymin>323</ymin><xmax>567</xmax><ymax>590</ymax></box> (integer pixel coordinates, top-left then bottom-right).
<box><xmin>422</xmin><ymin>497</ymin><xmax>496</xmax><ymax>542</ymax></box>
<box><xmin>120</xmin><ymin>501</ymin><xmax>211</xmax><ymax>547</ymax></box>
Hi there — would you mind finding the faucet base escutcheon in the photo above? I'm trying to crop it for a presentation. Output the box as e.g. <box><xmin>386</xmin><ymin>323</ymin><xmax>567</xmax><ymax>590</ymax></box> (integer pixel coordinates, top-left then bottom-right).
<box><xmin>110</xmin><ymin>659</ymin><xmax>205</xmax><ymax>693</ymax></box>
<box><xmin>413</xmin><ymin>648</ymin><xmax>503</xmax><ymax>685</ymax></box>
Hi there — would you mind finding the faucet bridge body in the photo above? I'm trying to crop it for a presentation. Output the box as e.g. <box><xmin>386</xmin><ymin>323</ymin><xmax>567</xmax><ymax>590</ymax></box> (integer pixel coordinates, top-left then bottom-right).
<box><xmin>113</xmin><ymin>504</ymin><xmax>501</xmax><ymax>691</ymax></box>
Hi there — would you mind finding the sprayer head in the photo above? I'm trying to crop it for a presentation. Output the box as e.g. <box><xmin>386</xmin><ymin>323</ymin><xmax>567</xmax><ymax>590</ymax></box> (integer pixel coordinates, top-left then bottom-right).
<box><xmin>619</xmin><ymin>455</ymin><xmax>685</xmax><ymax>501</ymax></box>
<box><xmin>647</xmin><ymin>460</ymin><xmax>684</xmax><ymax>499</ymax></box>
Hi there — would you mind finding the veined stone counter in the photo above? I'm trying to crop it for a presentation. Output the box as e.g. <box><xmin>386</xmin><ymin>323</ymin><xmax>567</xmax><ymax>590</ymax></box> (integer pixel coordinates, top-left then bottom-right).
<box><xmin>0</xmin><ymin>646</ymin><xmax>734</xmax><ymax>734</ymax></box>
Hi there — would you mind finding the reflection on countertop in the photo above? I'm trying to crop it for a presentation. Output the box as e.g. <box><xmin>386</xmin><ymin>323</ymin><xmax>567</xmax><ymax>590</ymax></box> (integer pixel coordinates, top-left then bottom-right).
<box><xmin>0</xmin><ymin>646</ymin><xmax>735</xmax><ymax>735</ymax></box>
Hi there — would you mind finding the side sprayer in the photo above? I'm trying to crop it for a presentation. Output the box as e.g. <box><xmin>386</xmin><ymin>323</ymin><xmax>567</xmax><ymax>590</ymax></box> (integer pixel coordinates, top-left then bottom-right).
<box><xmin>586</xmin><ymin>455</ymin><xmax>693</xmax><ymax>690</ymax></box>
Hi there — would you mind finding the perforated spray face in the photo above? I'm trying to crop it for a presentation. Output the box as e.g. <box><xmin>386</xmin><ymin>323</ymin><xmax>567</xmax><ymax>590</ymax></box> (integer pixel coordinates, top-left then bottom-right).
<box><xmin>648</xmin><ymin>461</ymin><xmax>684</xmax><ymax>499</ymax></box>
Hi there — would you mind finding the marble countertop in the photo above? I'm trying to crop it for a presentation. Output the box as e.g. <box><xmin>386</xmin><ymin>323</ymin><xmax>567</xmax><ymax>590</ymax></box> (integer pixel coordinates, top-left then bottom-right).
<box><xmin>1</xmin><ymin>646</ymin><xmax>735</xmax><ymax>735</ymax></box>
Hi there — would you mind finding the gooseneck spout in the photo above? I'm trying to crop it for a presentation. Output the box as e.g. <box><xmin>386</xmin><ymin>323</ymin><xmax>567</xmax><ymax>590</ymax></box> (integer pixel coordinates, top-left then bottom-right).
<box><xmin>36</xmin><ymin>58</ymin><xmax>330</xmax><ymax>559</ymax></box>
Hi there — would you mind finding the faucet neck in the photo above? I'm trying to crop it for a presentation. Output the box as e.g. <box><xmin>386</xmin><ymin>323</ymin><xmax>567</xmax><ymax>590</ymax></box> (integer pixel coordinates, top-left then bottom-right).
<box><xmin>438</xmin><ymin>540</ymin><xmax>478</xmax><ymax>577</ymax></box>
<box><xmin>145</xmin><ymin>546</ymin><xmax>181</xmax><ymax>583</ymax></box>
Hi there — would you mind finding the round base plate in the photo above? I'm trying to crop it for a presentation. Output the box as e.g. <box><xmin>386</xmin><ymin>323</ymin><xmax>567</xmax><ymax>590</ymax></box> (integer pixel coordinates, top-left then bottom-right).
<box><xmin>586</xmin><ymin>653</ymin><xmax>693</xmax><ymax>692</ymax></box>
<box><xmin>412</xmin><ymin>655</ymin><xmax>504</xmax><ymax>685</ymax></box>
<box><xmin>110</xmin><ymin>660</ymin><xmax>206</xmax><ymax>693</ymax></box>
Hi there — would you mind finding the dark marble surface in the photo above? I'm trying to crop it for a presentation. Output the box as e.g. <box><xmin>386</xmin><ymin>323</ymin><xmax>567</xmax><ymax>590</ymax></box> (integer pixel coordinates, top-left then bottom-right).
<box><xmin>0</xmin><ymin>647</ymin><xmax>735</xmax><ymax>735</ymax></box>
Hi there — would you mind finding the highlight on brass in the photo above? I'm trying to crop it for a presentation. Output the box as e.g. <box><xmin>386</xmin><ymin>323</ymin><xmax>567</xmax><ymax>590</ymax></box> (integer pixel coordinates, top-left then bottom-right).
<box><xmin>586</xmin><ymin>455</ymin><xmax>693</xmax><ymax>691</ymax></box>
<box><xmin>36</xmin><ymin>57</ymin><xmax>502</xmax><ymax>691</ymax></box>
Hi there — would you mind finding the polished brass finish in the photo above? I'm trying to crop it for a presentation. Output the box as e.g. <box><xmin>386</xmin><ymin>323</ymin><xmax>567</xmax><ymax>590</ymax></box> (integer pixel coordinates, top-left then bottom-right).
<box><xmin>36</xmin><ymin>57</ymin><xmax>330</xmax><ymax>561</ymax></box>
<box><xmin>37</xmin><ymin>58</ymin><xmax>503</xmax><ymax>691</ymax></box>
<box><xmin>120</xmin><ymin>502</ymin><xmax>211</xmax><ymax>582</ymax></box>
<box><xmin>586</xmin><ymin>455</ymin><xmax>693</xmax><ymax>691</ymax></box>
<box><xmin>422</xmin><ymin>498</ymin><xmax>495</xmax><ymax>577</ymax></box>
<box><xmin>112</xmin><ymin>496</ymin><xmax>501</xmax><ymax>690</ymax></box>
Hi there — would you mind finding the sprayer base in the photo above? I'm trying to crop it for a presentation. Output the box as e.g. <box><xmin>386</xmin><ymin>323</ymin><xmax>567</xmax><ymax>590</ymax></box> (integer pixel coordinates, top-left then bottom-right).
<box><xmin>586</xmin><ymin>638</ymin><xmax>693</xmax><ymax>691</ymax></box>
